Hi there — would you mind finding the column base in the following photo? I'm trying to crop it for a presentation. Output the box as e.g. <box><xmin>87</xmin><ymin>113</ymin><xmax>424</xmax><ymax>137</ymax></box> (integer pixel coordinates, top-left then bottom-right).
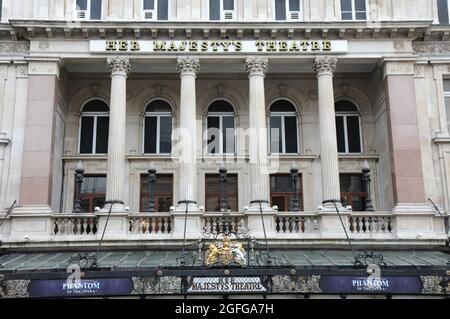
<box><xmin>320</xmin><ymin>199</ymin><xmax>346</xmax><ymax>212</ymax></box>
<box><xmin>248</xmin><ymin>200</ymin><xmax>272</xmax><ymax>212</ymax></box>
<box><xmin>175</xmin><ymin>200</ymin><xmax>199</xmax><ymax>212</ymax></box>
<box><xmin>100</xmin><ymin>200</ymin><xmax>126</xmax><ymax>213</ymax></box>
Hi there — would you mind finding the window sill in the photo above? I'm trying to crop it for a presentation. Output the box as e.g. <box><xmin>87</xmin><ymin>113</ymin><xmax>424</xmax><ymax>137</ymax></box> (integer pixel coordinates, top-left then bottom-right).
<box><xmin>127</xmin><ymin>154</ymin><xmax>177</xmax><ymax>160</ymax></box>
<box><xmin>338</xmin><ymin>154</ymin><xmax>379</xmax><ymax>160</ymax></box>
<box><xmin>268</xmin><ymin>154</ymin><xmax>317</xmax><ymax>160</ymax></box>
<box><xmin>63</xmin><ymin>155</ymin><xmax>107</xmax><ymax>160</ymax></box>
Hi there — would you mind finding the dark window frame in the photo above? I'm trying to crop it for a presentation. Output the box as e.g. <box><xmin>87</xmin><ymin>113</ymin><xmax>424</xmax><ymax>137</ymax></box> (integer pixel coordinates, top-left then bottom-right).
<box><xmin>140</xmin><ymin>174</ymin><xmax>174</xmax><ymax>212</ymax></box>
<box><xmin>143</xmin><ymin>99</ymin><xmax>173</xmax><ymax>155</ymax></box>
<box><xmin>340</xmin><ymin>0</ymin><xmax>367</xmax><ymax>21</ymax></box>
<box><xmin>78</xmin><ymin>174</ymin><xmax>106</xmax><ymax>213</ymax></box>
<box><xmin>340</xmin><ymin>173</ymin><xmax>366</xmax><ymax>212</ymax></box>
<box><xmin>205</xmin><ymin>173</ymin><xmax>239</xmax><ymax>212</ymax></box>
<box><xmin>335</xmin><ymin>100</ymin><xmax>363</xmax><ymax>154</ymax></box>
<box><xmin>269</xmin><ymin>99</ymin><xmax>299</xmax><ymax>154</ymax></box>
<box><xmin>270</xmin><ymin>174</ymin><xmax>303</xmax><ymax>212</ymax></box>
<box><xmin>78</xmin><ymin>99</ymin><xmax>109</xmax><ymax>155</ymax></box>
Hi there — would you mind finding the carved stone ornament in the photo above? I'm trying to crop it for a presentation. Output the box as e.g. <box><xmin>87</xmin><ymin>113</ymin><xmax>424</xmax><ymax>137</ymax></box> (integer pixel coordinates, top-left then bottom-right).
<box><xmin>420</xmin><ymin>276</ymin><xmax>444</xmax><ymax>294</ymax></box>
<box><xmin>107</xmin><ymin>56</ymin><xmax>131</xmax><ymax>76</ymax></box>
<box><xmin>413</xmin><ymin>42</ymin><xmax>450</xmax><ymax>55</ymax></box>
<box><xmin>177</xmin><ymin>57</ymin><xmax>200</xmax><ymax>76</ymax></box>
<box><xmin>0</xmin><ymin>43</ymin><xmax>29</xmax><ymax>56</ymax></box>
<box><xmin>2</xmin><ymin>280</ymin><xmax>30</xmax><ymax>298</ymax></box>
<box><xmin>313</xmin><ymin>56</ymin><xmax>338</xmax><ymax>75</ymax></box>
<box><xmin>245</xmin><ymin>57</ymin><xmax>269</xmax><ymax>76</ymax></box>
<box><xmin>383</xmin><ymin>61</ymin><xmax>414</xmax><ymax>77</ymax></box>
<box><xmin>271</xmin><ymin>275</ymin><xmax>322</xmax><ymax>293</ymax></box>
<box><xmin>131</xmin><ymin>276</ymin><xmax>182</xmax><ymax>295</ymax></box>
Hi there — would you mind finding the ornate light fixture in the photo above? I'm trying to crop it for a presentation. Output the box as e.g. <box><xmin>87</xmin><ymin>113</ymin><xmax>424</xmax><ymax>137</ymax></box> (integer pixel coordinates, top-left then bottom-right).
<box><xmin>73</xmin><ymin>161</ymin><xmax>85</xmax><ymax>214</ymax></box>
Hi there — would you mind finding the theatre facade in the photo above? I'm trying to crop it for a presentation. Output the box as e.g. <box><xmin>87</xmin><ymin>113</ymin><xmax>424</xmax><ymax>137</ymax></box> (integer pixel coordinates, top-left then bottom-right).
<box><xmin>0</xmin><ymin>0</ymin><xmax>449</xmax><ymax>298</ymax></box>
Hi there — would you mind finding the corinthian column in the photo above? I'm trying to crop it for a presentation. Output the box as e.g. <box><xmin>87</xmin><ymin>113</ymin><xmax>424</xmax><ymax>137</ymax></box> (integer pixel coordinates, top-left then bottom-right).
<box><xmin>176</xmin><ymin>57</ymin><xmax>200</xmax><ymax>211</ymax></box>
<box><xmin>313</xmin><ymin>56</ymin><xmax>342</xmax><ymax>210</ymax></box>
<box><xmin>103</xmin><ymin>57</ymin><xmax>131</xmax><ymax>212</ymax></box>
<box><xmin>245</xmin><ymin>57</ymin><xmax>271</xmax><ymax>211</ymax></box>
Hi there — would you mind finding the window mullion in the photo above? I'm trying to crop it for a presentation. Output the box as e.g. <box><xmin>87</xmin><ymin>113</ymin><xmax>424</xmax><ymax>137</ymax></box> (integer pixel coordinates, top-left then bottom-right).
<box><xmin>219</xmin><ymin>115</ymin><xmax>223</xmax><ymax>154</ymax></box>
<box><xmin>92</xmin><ymin>115</ymin><xmax>98</xmax><ymax>153</ymax></box>
<box><xmin>281</xmin><ymin>115</ymin><xmax>286</xmax><ymax>153</ymax></box>
<box><xmin>343</xmin><ymin>115</ymin><xmax>349</xmax><ymax>153</ymax></box>
<box><xmin>156</xmin><ymin>115</ymin><xmax>161</xmax><ymax>154</ymax></box>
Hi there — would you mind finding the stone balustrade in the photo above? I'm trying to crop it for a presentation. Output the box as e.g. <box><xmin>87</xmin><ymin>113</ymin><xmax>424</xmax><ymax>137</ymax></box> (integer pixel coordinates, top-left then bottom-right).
<box><xmin>53</xmin><ymin>214</ymin><xmax>98</xmax><ymax>236</ymax></box>
<box><xmin>128</xmin><ymin>213</ymin><xmax>173</xmax><ymax>235</ymax></box>
<box><xmin>201</xmin><ymin>213</ymin><xmax>247</xmax><ymax>236</ymax></box>
<box><xmin>275</xmin><ymin>213</ymin><xmax>320</xmax><ymax>234</ymax></box>
<box><xmin>348</xmin><ymin>214</ymin><xmax>394</xmax><ymax>235</ymax></box>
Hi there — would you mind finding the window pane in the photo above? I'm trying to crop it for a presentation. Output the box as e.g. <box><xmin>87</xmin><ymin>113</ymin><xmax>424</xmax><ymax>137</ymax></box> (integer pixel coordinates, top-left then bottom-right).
<box><xmin>205</xmin><ymin>174</ymin><xmax>238</xmax><ymax>211</ymax></box>
<box><xmin>355</xmin><ymin>11</ymin><xmax>366</xmax><ymax>20</ymax></box>
<box><xmin>289</xmin><ymin>0</ymin><xmax>300</xmax><ymax>12</ymax></box>
<box><xmin>341</xmin><ymin>12</ymin><xmax>353</xmax><ymax>20</ymax></box>
<box><xmin>222</xmin><ymin>116</ymin><xmax>235</xmax><ymax>153</ymax></box>
<box><xmin>83</xmin><ymin>100</ymin><xmax>108</xmax><ymax>112</ymax></box>
<box><xmin>208</xmin><ymin>100</ymin><xmax>234</xmax><ymax>112</ymax></box>
<box><xmin>81</xmin><ymin>176</ymin><xmax>107</xmax><ymax>193</ymax></box>
<box><xmin>340</xmin><ymin>0</ymin><xmax>352</xmax><ymax>11</ymax></box>
<box><xmin>76</xmin><ymin>0</ymin><xmax>88</xmax><ymax>10</ymax></box>
<box><xmin>207</xmin><ymin>116</ymin><xmax>220</xmax><ymax>154</ymax></box>
<box><xmin>146</xmin><ymin>100</ymin><xmax>171</xmax><ymax>112</ymax></box>
<box><xmin>95</xmin><ymin>116</ymin><xmax>109</xmax><ymax>154</ymax></box>
<box><xmin>270</xmin><ymin>116</ymin><xmax>282</xmax><ymax>153</ymax></box>
<box><xmin>335</xmin><ymin>116</ymin><xmax>346</xmax><ymax>153</ymax></box>
<box><xmin>270</xmin><ymin>100</ymin><xmax>296</xmax><ymax>112</ymax></box>
<box><xmin>159</xmin><ymin>116</ymin><xmax>172</xmax><ymax>153</ymax></box>
<box><xmin>144</xmin><ymin>0</ymin><xmax>155</xmax><ymax>10</ymax></box>
<box><xmin>275</xmin><ymin>0</ymin><xmax>286</xmax><ymax>20</ymax></box>
<box><xmin>444</xmin><ymin>79</ymin><xmax>450</xmax><ymax>92</ymax></box>
<box><xmin>340</xmin><ymin>174</ymin><xmax>363</xmax><ymax>192</ymax></box>
<box><xmin>80</xmin><ymin>117</ymin><xmax>94</xmax><ymax>154</ymax></box>
<box><xmin>223</xmin><ymin>0</ymin><xmax>234</xmax><ymax>10</ymax></box>
<box><xmin>270</xmin><ymin>174</ymin><xmax>302</xmax><ymax>211</ymax></box>
<box><xmin>271</xmin><ymin>175</ymin><xmax>292</xmax><ymax>193</ymax></box>
<box><xmin>140</xmin><ymin>175</ymin><xmax>173</xmax><ymax>212</ymax></box>
<box><xmin>354</xmin><ymin>0</ymin><xmax>366</xmax><ymax>11</ymax></box>
<box><xmin>336</xmin><ymin>100</ymin><xmax>358</xmax><ymax>112</ymax></box>
<box><xmin>209</xmin><ymin>0</ymin><xmax>220</xmax><ymax>20</ymax></box>
<box><xmin>438</xmin><ymin>0</ymin><xmax>449</xmax><ymax>24</ymax></box>
<box><xmin>346</xmin><ymin>116</ymin><xmax>361</xmax><ymax>153</ymax></box>
<box><xmin>284</xmin><ymin>116</ymin><xmax>298</xmax><ymax>153</ymax></box>
<box><xmin>144</xmin><ymin>116</ymin><xmax>157</xmax><ymax>154</ymax></box>
<box><xmin>90</xmin><ymin>0</ymin><xmax>102</xmax><ymax>20</ymax></box>
<box><xmin>446</xmin><ymin>97</ymin><xmax>450</xmax><ymax>131</ymax></box>
<box><xmin>157</xmin><ymin>0</ymin><xmax>169</xmax><ymax>20</ymax></box>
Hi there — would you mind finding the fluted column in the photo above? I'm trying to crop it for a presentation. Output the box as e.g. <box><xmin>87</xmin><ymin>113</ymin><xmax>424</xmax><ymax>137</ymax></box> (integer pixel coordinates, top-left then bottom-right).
<box><xmin>245</xmin><ymin>57</ymin><xmax>271</xmax><ymax>211</ymax></box>
<box><xmin>103</xmin><ymin>57</ymin><xmax>130</xmax><ymax>212</ymax></box>
<box><xmin>313</xmin><ymin>57</ymin><xmax>342</xmax><ymax>210</ymax></box>
<box><xmin>176</xmin><ymin>57</ymin><xmax>200</xmax><ymax>211</ymax></box>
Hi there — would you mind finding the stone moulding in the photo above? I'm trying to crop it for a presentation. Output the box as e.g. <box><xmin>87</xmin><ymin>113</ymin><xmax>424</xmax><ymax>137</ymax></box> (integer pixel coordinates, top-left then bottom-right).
<box><xmin>413</xmin><ymin>42</ymin><xmax>450</xmax><ymax>55</ymax></box>
<box><xmin>0</xmin><ymin>43</ymin><xmax>29</xmax><ymax>56</ymax></box>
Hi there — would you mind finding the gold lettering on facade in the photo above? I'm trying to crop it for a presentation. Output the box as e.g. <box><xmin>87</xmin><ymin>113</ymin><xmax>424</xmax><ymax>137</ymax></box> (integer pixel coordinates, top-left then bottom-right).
<box><xmin>118</xmin><ymin>41</ymin><xmax>128</xmax><ymax>51</ymax></box>
<box><xmin>255</xmin><ymin>41</ymin><xmax>265</xmax><ymax>51</ymax></box>
<box><xmin>130</xmin><ymin>41</ymin><xmax>140</xmax><ymax>51</ymax></box>
<box><xmin>323</xmin><ymin>40</ymin><xmax>332</xmax><ymax>51</ymax></box>
<box><xmin>279</xmin><ymin>41</ymin><xmax>288</xmax><ymax>51</ymax></box>
<box><xmin>300</xmin><ymin>41</ymin><xmax>309</xmax><ymax>51</ymax></box>
<box><xmin>106</xmin><ymin>41</ymin><xmax>117</xmax><ymax>51</ymax></box>
<box><xmin>154</xmin><ymin>41</ymin><xmax>166</xmax><ymax>51</ymax></box>
<box><xmin>189</xmin><ymin>41</ymin><xmax>198</xmax><ymax>51</ymax></box>
<box><xmin>311</xmin><ymin>41</ymin><xmax>320</xmax><ymax>51</ymax></box>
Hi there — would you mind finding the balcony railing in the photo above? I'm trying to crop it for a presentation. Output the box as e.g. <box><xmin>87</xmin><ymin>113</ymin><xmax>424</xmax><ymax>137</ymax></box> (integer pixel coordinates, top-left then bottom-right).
<box><xmin>52</xmin><ymin>214</ymin><xmax>98</xmax><ymax>236</ymax></box>
<box><xmin>275</xmin><ymin>213</ymin><xmax>319</xmax><ymax>234</ymax></box>
<box><xmin>128</xmin><ymin>213</ymin><xmax>173</xmax><ymax>235</ymax></box>
<box><xmin>348</xmin><ymin>213</ymin><xmax>394</xmax><ymax>235</ymax></box>
<box><xmin>201</xmin><ymin>213</ymin><xmax>247</xmax><ymax>237</ymax></box>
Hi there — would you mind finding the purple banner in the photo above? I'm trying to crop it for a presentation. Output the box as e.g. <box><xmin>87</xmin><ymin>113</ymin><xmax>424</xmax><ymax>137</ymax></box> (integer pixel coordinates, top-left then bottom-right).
<box><xmin>319</xmin><ymin>276</ymin><xmax>423</xmax><ymax>294</ymax></box>
<box><xmin>28</xmin><ymin>278</ymin><xmax>133</xmax><ymax>298</ymax></box>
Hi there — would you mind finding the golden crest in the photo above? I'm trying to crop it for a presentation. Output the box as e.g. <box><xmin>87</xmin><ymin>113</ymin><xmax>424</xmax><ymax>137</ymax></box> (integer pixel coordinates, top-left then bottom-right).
<box><xmin>206</xmin><ymin>236</ymin><xmax>247</xmax><ymax>267</ymax></box>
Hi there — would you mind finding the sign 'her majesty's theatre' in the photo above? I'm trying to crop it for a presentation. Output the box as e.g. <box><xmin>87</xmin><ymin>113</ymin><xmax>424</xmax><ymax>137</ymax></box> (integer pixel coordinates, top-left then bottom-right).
<box><xmin>89</xmin><ymin>40</ymin><xmax>348</xmax><ymax>54</ymax></box>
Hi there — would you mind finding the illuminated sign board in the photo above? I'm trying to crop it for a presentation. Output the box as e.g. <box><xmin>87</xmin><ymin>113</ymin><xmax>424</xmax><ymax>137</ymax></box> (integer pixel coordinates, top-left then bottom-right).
<box><xmin>89</xmin><ymin>40</ymin><xmax>348</xmax><ymax>54</ymax></box>
<box><xmin>187</xmin><ymin>277</ymin><xmax>267</xmax><ymax>293</ymax></box>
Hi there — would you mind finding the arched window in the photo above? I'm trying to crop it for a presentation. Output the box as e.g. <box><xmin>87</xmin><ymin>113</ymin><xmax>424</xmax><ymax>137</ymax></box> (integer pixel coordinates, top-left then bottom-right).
<box><xmin>335</xmin><ymin>100</ymin><xmax>362</xmax><ymax>153</ymax></box>
<box><xmin>207</xmin><ymin>100</ymin><xmax>235</xmax><ymax>154</ymax></box>
<box><xmin>269</xmin><ymin>100</ymin><xmax>298</xmax><ymax>154</ymax></box>
<box><xmin>79</xmin><ymin>99</ymin><xmax>109</xmax><ymax>154</ymax></box>
<box><xmin>144</xmin><ymin>99</ymin><xmax>173</xmax><ymax>154</ymax></box>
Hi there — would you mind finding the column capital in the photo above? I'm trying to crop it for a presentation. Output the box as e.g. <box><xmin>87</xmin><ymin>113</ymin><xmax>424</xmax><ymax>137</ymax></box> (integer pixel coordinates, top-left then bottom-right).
<box><xmin>313</xmin><ymin>56</ymin><xmax>337</xmax><ymax>76</ymax></box>
<box><xmin>177</xmin><ymin>57</ymin><xmax>200</xmax><ymax>76</ymax></box>
<box><xmin>107</xmin><ymin>56</ymin><xmax>131</xmax><ymax>77</ymax></box>
<box><xmin>245</xmin><ymin>57</ymin><xmax>268</xmax><ymax>77</ymax></box>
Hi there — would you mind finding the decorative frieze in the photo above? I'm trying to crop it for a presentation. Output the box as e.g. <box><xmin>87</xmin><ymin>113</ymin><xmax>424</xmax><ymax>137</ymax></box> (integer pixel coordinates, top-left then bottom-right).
<box><xmin>271</xmin><ymin>275</ymin><xmax>322</xmax><ymax>293</ymax></box>
<box><xmin>16</xmin><ymin>63</ymin><xmax>28</xmax><ymax>78</ymax></box>
<box><xmin>383</xmin><ymin>61</ymin><xmax>415</xmax><ymax>77</ymax></box>
<box><xmin>245</xmin><ymin>57</ymin><xmax>269</xmax><ymax>77</ymax></box>
<box><xmin>176</xmin><ymin>57</ymin><xmax>200</xmax><ymax>76</ymax></box>
<box><xmin>2</xmin><ymin>280</ymin><xmax>30</xmax><ymax>298</ymax></box>
<box><xmin>313</xmin><ymin>56</ymin><xmax>338</xmax><ymax>75</ymax></box>
<box><xmin>27</xmin><ymin>59</ymin><xmax>61</xmax><ymax>77</ymax></box>
<box><xmin>131</xmin><ymin>277</ymin><xmax>182</xmax><ymax>294</ymax></box>
<box><xmin>413</xmin><ymin>42</ymin><xmax>450</xmax><ymax>55</ymax></box>
<box><xmin>0</xmin><ymin>43</ymin><xmax>29</xmax><ymax>56</ymax></box>
<box><xmin>106</xmin><ymin>56</ymin><xmax>131</xmax><ymax>77</ymax></box>
<box><xmin>420</xmin><ymin>276</ymin><xmax>446</xmax><ymax>294</ymax></box>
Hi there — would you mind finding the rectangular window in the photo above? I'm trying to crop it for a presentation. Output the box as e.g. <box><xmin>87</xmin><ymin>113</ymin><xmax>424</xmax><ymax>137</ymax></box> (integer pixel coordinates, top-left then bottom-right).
<box><xmin>80</xmin><ymin>117</ymin><xmax>94</xmax><ymax>154</ymax></box>
<box><xmin>210</xmin><ymin>0</ymin><xmax>235</xmax><ymax>21</ymax></box>
<box><xmin>205</xmin><ymin>174</ymin><xmax>238</xmax><ymax>212</ymax></box>
<box><xmin>444</xmin><ymin>79</ymin><xmax>450</xmax><ymax>131</ymax></box>
<box><xmin>79</xmin><ymin>175</ymin><xmax>106</xmax><ymax>213</ymax></box>
<box><xmin>207</xmin><ymin>116</ymin><xmax>235</xmax><ymax>154</ymax></box>
<box><xmin>75</xmin><ymin>0</ymin><xmax>102</xmax><ymax>20</ymax></box>
<box><xmin>275</xmin><ymin>0</ymin><xmax>301</xmax><ymax>20</ymax></box>
<box><xmin>270</xmin><ymin>174</ymin><xmax>303</xmax><ymax>211</ymax></box>
<box><xmin>144</xmin><ymin>116</ymin><xmax>172</xmax><ymax>154</ymax></box>
<box><xmin>340</xmin><ymin>0</ymin><xmax>366</xmax><ymax>21</ymax></box>
<box><xmin>340</xmin><ymin>173</ymin><xmax>365</xmax><ymax>211</ymax></box>
<box><xmin>270</xmin><ymin>116</ymin><xmax>298</xmax><ymax>154</ymax></box>
<box><xmin>0</xmin><ymin>0</ymin><xmax>3</xmax><ymax>21</ymax></box>
<box><xmin>438</xmin><ymin>0</ymin><xmax>450</xmax><ymax>24</ymax></box>
<box><xmin>95</xmin><ymin>116</ymin><xmax>109</xmax><ymax>154</ymax></box>
<box><xmin>140</xmin><ymin>174</ymin><xmax>173</xmax><ymax>212</ymax></box>
<box><xmin>143</xmin><ymin>0</ymin><xmax>169</xmax><ymax>20</ymax></box>
<box><xmin>335</xmin><ymin>115</ymin><xmax>362</xmax><ymax>154</ymax></box>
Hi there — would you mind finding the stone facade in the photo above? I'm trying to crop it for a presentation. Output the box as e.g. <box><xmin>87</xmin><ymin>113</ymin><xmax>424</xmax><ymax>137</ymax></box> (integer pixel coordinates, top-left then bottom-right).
<box><xmin>0</xmin><ymin>0</ymin><xmax>448</xmax><ymax>248</ymax></box>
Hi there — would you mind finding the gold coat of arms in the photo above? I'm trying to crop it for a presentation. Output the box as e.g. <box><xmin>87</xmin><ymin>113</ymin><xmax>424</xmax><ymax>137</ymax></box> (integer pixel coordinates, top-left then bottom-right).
<box><xmin>206</xmin><ymin>236</ymin><xmax>247</xmax><ymax>267</ymax></box>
